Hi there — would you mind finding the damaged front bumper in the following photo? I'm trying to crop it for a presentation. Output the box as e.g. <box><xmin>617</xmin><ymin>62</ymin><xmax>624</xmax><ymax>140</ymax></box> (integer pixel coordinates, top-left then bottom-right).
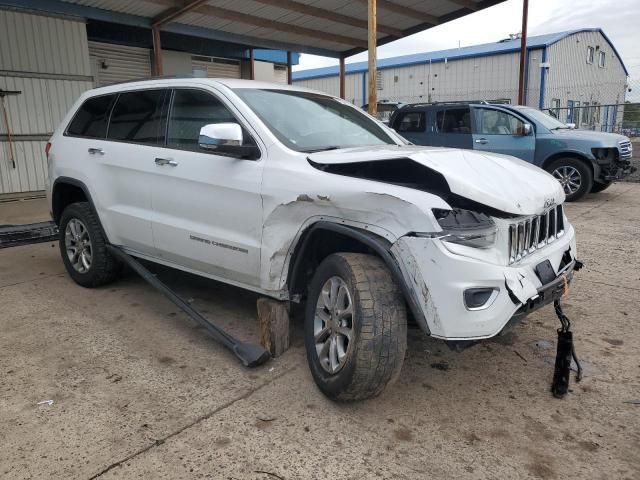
<box><xmin>391</xmin><ymin>223</ymin><xmax>578</xmax><ymax>340</ymax></box>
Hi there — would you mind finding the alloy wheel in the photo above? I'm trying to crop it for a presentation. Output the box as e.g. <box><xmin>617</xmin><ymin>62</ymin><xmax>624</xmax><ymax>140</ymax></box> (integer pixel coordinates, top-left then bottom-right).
<box><xmin>552</xmin><ymin>166</ymin><xmax>582</xmax><ymax>195</ymax></box>
<box><xmin>64</xmin><ymin>218</ymin><xmax>92</xmax><ymax>273</ymax></box>
<box><xmin>314</xmin><ymin>276</ymin><xmax>355</xmax><ymax>374</ymax></box>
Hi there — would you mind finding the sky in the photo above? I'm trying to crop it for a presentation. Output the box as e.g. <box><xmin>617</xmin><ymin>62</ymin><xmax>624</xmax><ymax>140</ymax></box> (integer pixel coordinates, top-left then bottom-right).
<box><xmin>292</xmin><ymin>0</ymin><xmax>640</xmax><ymax>90</ymax></box>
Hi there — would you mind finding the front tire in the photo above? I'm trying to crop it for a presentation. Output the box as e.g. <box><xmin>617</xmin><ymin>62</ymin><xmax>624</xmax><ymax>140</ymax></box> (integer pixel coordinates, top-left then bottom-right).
<box><xmin>59</xmin><ymin>202</ymin><xmax>121</xmax><ymax>287</ymax></box>
<box><xmin>304</xmin><ymin>253</ymin><xmax>407</xmax><ymax>401</ymax></box>
<box><xmin>546</xmin><ymin>157</ymin><xmax>593</xmax><ymax>202</ymax></box>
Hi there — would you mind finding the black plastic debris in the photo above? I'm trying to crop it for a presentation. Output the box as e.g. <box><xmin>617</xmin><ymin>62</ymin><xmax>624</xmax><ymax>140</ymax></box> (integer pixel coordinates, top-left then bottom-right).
<box><xmin>551</xmin><ymin>299</ymin><xmax>582</xmax><ymax>398</ymax></box>
<box><xmin>0</xmin><ymin>221</ymin><xmax>58</xmax><ymax>248</ymax></box>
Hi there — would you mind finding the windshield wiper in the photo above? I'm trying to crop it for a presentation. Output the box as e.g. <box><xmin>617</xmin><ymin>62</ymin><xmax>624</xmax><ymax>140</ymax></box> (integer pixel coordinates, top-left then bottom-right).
<box><xmin>300</xmin><ymin>146</ymin><xmax>342</xmax><ymax>153</ymax></box>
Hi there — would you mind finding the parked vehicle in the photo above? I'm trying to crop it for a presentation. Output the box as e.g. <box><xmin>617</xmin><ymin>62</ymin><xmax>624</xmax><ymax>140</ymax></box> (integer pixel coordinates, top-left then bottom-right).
<box><xmin>47</xmin><ymin>79</ymin><xmax>579</xmax><ymax>401</ymax></box>
<box><xmin>390</xmin><ymin>102</ymin><xmax>635</xmax><ymax>201</ymax></box>
<box><xmin>361</xmin><ymin>100</ymin><xmax>406</xmax><ymax>124</ymax></box>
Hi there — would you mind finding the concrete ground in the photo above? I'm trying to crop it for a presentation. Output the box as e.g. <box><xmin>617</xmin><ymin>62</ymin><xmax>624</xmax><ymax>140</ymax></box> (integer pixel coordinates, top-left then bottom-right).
<box><xmin>1</xmin><ymin>184</ymin><xmax>639</xmax><ymax>480</ymax></box>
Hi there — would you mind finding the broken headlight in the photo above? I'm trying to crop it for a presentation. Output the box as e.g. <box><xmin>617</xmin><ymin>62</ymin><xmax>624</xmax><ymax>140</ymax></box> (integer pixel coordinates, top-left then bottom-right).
<box><xmin>430</xmin><ymin>208</ymin><xmax>497</xmax><ymax>248</ymax></box>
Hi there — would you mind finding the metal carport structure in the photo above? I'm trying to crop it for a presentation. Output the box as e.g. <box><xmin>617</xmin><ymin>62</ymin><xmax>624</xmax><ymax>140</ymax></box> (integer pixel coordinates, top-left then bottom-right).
<box><xmin>1</xmin><ymin>0</ymin><xmax>506</xmax><ymax>112</ymax></box>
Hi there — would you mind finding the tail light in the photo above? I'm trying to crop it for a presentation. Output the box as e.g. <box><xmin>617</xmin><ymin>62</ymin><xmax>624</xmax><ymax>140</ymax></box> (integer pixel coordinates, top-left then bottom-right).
<box><xmin>45</xmin><ymin>142</ymin><xmax>51</xmax><ymax>164</ymax></box>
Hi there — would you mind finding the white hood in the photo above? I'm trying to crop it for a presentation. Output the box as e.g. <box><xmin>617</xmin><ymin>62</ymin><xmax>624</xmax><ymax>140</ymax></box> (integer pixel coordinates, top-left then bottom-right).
<box><xmin>308</xmin><ymin>145</ymin><xmax>565</xmax><ymax>216</ymax></box>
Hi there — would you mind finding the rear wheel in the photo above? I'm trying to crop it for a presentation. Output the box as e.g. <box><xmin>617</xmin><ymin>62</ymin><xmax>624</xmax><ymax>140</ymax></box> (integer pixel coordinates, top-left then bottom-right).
<box><xmin>546</xmin><ymin>157</ymin><xmax>593</xmax><ymax>202</ymax></box>
<box><xmin>590</xmin><ymin>180</ymin><xmax>612</xmax><ymax>193</ymax></box>
<box><xmin>59</xmin><ymin>202</ymin><xmax>121</xmax><ymax>287</ymax></box>
<box><xmin>304</xmin><ymin>253</ymin><xmax>407</xmax><ymax>401</ymax></box>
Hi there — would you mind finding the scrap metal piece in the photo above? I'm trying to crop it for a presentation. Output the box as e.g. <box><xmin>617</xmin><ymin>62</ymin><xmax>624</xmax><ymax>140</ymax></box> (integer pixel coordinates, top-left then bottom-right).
<box><xmin>551</xmin><ymin>299</ymin><xmax>582</xmax><ymax>398</ymax></box>
<box><xmin>106</xmin><ymin>245</ymin><xmax>270</xmax><ymax>368</ymax></box>
<box><xmin>0</xmin><ymin>221</ymin><xmax>59</xmax><ymax>248</ymax></box>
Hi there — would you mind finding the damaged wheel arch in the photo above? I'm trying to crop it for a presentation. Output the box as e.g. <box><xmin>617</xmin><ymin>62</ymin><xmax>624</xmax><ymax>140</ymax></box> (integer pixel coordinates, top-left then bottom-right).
<box><xmin>286</xmin><ymin>221</ymin><xmax>430</xmax><ymax>334</ymax></box>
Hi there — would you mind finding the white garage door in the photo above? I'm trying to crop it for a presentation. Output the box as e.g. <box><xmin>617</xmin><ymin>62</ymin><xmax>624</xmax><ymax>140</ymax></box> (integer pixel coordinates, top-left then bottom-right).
<box><xmin>192</xmin><ymin>56</ymin><xmax>241</xmax><ymax>79</ymax></box>
<box><xmin>274</xmin><ymin>65</ymin><xmax>288</xmax><ymax>84</ymax></box>
<box><xmin>89</xmin><ymin>41</ymin><xmax>152</xmax><ymax>87</ymax></box>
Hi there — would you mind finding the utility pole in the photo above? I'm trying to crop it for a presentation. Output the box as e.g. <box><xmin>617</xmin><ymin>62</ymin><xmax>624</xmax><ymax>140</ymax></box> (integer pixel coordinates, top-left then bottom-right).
<box><xmin>367</xmin><ymin>0</ymin><xmax>377</xmax><ymax>116</ymax></box>
<box><xmin>517</xmin><ymin>0</ymin><xmax>529</xmax><ymax>105</ymax></box>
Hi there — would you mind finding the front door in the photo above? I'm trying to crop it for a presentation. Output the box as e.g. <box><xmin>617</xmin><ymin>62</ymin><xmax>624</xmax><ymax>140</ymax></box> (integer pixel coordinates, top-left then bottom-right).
<box><xmin>150</xmin><ymin>88</ymin><xmax>264</xmax><ymax>287</ymax></box>
<box><xmin>472</xmin><ymin>107</ymin><xmax>535</xmax><ymax>162</ymax></box>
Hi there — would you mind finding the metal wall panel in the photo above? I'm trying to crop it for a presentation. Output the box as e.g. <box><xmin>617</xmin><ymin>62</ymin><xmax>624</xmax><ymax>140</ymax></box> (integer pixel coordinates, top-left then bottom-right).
<box><xmin>0</xmin><ymin>140</ymin><xmax>48</xmax><ymax>194</ymax></box>
<box><xmin>294</xmin><ymin>73</ymin><xmax>363</xmax><ymax>105</ymax></box>
<box><xmin>273</xmin><ymin>65</ymin><xmax>288</xmax><ymax>84</ymax></box>
<box><xmin>0</xmin><ymin>8</ymin><xmax>91</xmax><ymax>76</ymax></box>
<box><xmin>0</xmin><ymin>76</ymin><xmax>93</xmax><ymax>135</ymax></box>
<box><xmin>89</xmin><ymin>41</ymin><xmax>152</xmax><ymax>86</ymax></box>
<box><xmin>545</xmin><ymin>31</ymin><xmax>627</xmax><ymax>128</ymax></box>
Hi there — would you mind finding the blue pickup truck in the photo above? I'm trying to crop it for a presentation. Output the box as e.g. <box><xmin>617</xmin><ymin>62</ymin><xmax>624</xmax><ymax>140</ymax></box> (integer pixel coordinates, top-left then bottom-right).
<box><xmin>389</xmin><ymin>102</ymin><xmax>635</xmax><ymax>201</ymax></box>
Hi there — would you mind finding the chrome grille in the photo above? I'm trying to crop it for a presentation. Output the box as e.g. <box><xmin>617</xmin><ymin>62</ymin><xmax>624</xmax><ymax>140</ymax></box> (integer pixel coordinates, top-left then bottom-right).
<box><xmin>619</xmin><ymin>140</ymin><xmax>632</xmax><ymax>161</ymax></box>
<box><xmin>508</xmin><ymin>205</ymin><xmax>565</xmax><ymax>264</ymax></box>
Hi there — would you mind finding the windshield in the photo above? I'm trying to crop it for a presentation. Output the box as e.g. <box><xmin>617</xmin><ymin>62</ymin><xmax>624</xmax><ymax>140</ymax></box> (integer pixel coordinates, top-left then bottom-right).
<box><xmin>517</xmin><ymin>107</ymin><xmax>569</xmax><ymax>130</ymax></box>
<box><xmin>234</xmin><ymin>89</ymin><xmax>397</xmax><ymax>152</ymax></box>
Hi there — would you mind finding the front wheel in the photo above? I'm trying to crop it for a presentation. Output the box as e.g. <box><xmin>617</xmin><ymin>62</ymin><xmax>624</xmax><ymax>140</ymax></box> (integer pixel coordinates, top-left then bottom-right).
<box><xmin>304</xmin><ymin>253</ymin><xmax>407</xmax><ymax>401</ymax></box>
<box><xmin>546</xmin><ymin>158</ymin><xmax>593</xmax><ymax>202</ymax></box>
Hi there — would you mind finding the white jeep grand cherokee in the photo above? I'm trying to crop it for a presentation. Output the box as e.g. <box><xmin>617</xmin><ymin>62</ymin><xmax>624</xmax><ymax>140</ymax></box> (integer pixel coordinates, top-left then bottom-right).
<box><xmin>46</xmin><ymin>79</ymin><xmax>578</xmax><ymax>401</ymax></box>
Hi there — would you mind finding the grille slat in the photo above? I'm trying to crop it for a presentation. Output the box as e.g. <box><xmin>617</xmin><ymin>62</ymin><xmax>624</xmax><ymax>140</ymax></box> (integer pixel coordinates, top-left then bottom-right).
<box><xmin>508</xmin><ymin>205</ymin><xmax>565</xmax><ymax>264</ymax></box>
<box><xmin>619</xmin><ymin>140</ymin><xmax>632</xmax><ymax>160</ymax></box>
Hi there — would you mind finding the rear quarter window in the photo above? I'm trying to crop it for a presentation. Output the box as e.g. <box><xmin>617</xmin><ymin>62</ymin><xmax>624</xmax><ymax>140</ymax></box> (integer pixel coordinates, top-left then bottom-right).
<box><xmin>66</xmin><ymin>94</ymin><xmax>116</xmax><ymax>138</ymax></box>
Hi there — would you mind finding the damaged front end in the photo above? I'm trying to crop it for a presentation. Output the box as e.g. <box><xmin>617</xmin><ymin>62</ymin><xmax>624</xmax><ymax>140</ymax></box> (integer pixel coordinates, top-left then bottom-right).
<box><xmin>296</xmin><ymin>146</ymin><xmax>579</xmax><ymax>341</ymax></box>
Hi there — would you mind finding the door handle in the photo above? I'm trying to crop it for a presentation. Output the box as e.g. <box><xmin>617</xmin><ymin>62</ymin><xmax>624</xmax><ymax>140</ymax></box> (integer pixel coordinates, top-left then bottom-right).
<box><xmin>475</xmin><ymin>138</ymin><xmax>488</xmax><ymax>145</ymax></box>
<box><xmin>155</xmin><ymin>157</ymin><xmax>178</xmax><ymax>167</ymax></box>
<box><xmin>88</xmin><ymin>147</ymin><xmax>104</xmax><ymax>155</ymax></box>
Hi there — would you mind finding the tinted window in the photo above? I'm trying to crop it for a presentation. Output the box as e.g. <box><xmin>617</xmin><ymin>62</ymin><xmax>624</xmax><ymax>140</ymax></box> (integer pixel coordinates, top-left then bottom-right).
<box><xmin>167</xmin><ymin>89</ymin><xmax>254</xmax><ymax>151</ymax></box>
<box><xmin>475</xmin><ymin>108</ymin><xmax>526</xmax><ymax>135</ymax></box>
<box><xmin>395</xmin><ymin>112</ymin><xmax>425</xmax><ymax>132</ymax></box>
<box><xmin>436</xmin><ymin>108</ymin><xmax>471</xmax><ymax>134</ymax></box>
<box><xmin>66</xmin><ymin>95</ymin><xmax>116</xmax><ymax>138</ymax></box>
<box><xmin>107</xmin><ymin>90</ymin><xmax>167</xmax><ymax>144</ymax></box>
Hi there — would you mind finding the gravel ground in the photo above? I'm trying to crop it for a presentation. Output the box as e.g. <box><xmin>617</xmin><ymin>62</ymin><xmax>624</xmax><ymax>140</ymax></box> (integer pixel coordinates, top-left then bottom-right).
<box><xmin>1</xmin><ymin>185</ymin><xmax>639</xmax><ymax>479</ymax></box>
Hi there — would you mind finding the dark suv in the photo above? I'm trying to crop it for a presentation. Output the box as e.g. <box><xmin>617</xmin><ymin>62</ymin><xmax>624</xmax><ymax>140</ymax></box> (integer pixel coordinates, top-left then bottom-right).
<box><xmin>390</xmin><ymin>102</ymin><xmax>634</xmax><ymax>201</ymax></box>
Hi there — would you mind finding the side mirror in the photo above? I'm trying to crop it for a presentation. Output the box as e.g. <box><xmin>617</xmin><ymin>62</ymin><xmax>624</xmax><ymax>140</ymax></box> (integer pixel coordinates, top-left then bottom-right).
<box><xmin>198</xmin><ymin>123</ymin><xmax>259</xmax><ymax>159</ymax></box>
<box><xmin>523</xmin><ymin>123</ymin><xmax>533</xmax><ymax>135</ymax></box>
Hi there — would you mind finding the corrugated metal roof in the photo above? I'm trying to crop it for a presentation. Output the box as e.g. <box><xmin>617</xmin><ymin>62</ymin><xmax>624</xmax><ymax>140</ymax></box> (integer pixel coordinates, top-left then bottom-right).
<box><xmin>49</xmin><ymin>0</ymin><xmax>506</xmax><ymax>57</ymax></box>
<box><xmin>293</xmin><ymin>28</ymin><xmax>629</xmax><ymax>79</ymax></box>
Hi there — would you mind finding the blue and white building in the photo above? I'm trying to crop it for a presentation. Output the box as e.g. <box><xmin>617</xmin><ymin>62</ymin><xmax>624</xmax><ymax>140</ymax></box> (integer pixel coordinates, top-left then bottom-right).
<box><xmin>294</xmin><ymin>28</ymin><xmax>629</xmax><ymax>130</ymax></box>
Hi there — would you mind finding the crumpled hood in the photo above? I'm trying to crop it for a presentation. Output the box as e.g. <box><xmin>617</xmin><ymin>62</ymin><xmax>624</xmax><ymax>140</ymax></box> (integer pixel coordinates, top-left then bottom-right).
<box><xmin>308</xmin><ymin>145</ymin><xmax>565</xmax><ymax>216</ymax></box>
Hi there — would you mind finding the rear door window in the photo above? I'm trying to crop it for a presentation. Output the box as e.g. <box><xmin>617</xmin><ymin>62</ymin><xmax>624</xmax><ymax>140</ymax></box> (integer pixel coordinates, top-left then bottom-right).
<box><xmin>436</xmin><ymin>108</ymin><xmax>472</xmax><ymax>134</ymax></box>
<box><xmin>66</xmin><ymin>94</ymin><xmax>116</xmax><ymax>139</ymax></box>
<box><xmin>395</xmin><ymin>111</ymin><xmax>425</xmax><ymax>132</ymax></box>
<box><xmin>107</xmin><ymin>89</ymin><xmax>168</xmax><ymax>145</ymax></box>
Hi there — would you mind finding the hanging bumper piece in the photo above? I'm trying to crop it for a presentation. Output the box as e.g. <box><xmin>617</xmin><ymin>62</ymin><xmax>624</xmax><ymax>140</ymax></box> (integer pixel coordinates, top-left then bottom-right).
<box><xmin>106</xmin><ymin>245</ymin><xmax>271</xmax><ymax>368</ymax></box>
<box><xmin>551</xmin><ymin>297</ymin><xmax>583</xmax><ymax>398</ymax></box>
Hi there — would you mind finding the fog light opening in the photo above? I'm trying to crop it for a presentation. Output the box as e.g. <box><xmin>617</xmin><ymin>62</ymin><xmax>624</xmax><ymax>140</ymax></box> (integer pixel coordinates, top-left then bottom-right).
<box><xmin>464</xmin><ymin>287</ymin><xmax>500</xmax><ymax>311</ymax></box>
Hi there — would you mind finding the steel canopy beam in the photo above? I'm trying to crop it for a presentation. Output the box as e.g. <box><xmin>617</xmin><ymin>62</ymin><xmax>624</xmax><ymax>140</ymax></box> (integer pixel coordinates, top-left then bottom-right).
<box><xmin>152</xmin><ymin>0</ymin><xmax>209</xmax><ymax>27</ymax></box>
<box><xmin>367</xmin><ymin>0</ymin><xmax>377</xmax><ymax>116</ymax></box>
<box><xmin>446</xmin><ymin>0</ymin><xmax>479</xmax><ymax>11</ymax></box>
<box><xmin>354</xmin><ymin>0</ymin><xmax>439</xmax><ymax>25</ymax></box>
<box><xmin>250</xmin><ymin>0</ymin><xmax>404</xmax><ymax>38</ymax></box>
<box><xmin>194</xmin><ymin>4</ymin><xmax>369</xmax><ymax>48</ymax></box>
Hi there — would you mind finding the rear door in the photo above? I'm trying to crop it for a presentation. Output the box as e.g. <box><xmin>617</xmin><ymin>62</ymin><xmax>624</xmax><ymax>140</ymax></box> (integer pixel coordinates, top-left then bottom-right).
<box><xmin>149</xmin><ymin>87</ymin><xmax>264</xmax><ymax>287</ymax></box>
<box><xmin>98</xmin><ymin>88</ymin><xmax>170</xmax><ymax>254</ymax></box>
<box><xmin>472</xmin><ymin>106</ymin><xmax>535</xmax><ymax>162</ymax></box>
<box><xmin>392</xmin><ymin>110</ymin><xmax>426</xmax><ymax>144</ymax></box>
<box><xmin>432</xmin><ymin>107</ymin><xmax>473</xmax><ymax>149</ymax></box>
<box><xmin>64</xmin><ymin>89</ymin><xmax>169</xmax><ymax>255</ymax></box>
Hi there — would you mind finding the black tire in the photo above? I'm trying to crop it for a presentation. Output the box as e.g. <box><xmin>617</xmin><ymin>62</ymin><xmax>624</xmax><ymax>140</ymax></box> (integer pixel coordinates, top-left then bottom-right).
<box><xmin>590</xmin><ymin>180</ymin><xmax>612</xmax><ymax>193</ymax></box>
<box><xmin>59</xmin><ymin>202</ymin><xmax>121</xmax><ymax>288</ymax></box>
<box><xmin>304</xmin><ymin>253</ymin><xmax>407</xmax><ymax>401</ymax></box>
<box><xmin>545</xmin><ymin>157</ymin><xmax>593</xmax><ymax>202</ymax></box>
